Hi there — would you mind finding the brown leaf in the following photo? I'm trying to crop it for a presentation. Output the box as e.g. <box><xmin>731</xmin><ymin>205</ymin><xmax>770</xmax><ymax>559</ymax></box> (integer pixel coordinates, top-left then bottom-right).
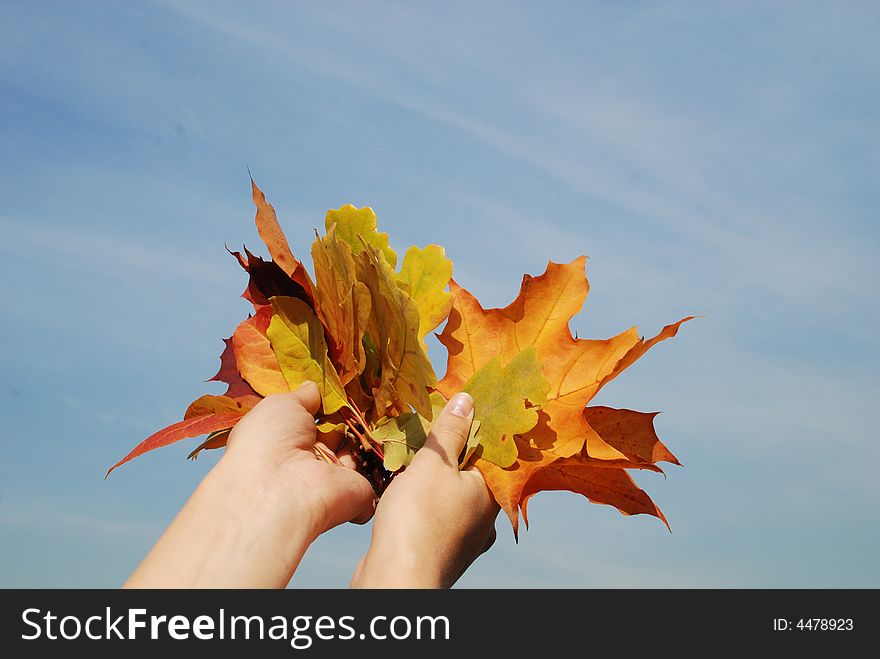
<box><xmin>187</xmin><ymin>429</ymin><xmax>231</xmax><ymax>460</ymax></box>
<box><xmin>311</xmin><ymin>227</ymin><xmax>372</xmax><ymax>385</ymax></box>
<box><xmin>230</xmin><ymin>246</ymin><xmax>312</xmax><ymax>309</ymax></box>
<box><xmin>118</xmin><ymin>180</ymin><xmax>694</xmax><ymax>544</ymax></box>
<box><xmin>250</xmin><ymin>178</ymin><xmax>316</xmax><ymax>302</ymax></box>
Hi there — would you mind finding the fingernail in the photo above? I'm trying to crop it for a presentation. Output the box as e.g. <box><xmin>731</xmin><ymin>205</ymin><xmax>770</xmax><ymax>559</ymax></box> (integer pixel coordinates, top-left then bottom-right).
<box><xmin>447</xmin><ymin>392</ymin><xmax>474</xmax><ymax>418</ymax></box>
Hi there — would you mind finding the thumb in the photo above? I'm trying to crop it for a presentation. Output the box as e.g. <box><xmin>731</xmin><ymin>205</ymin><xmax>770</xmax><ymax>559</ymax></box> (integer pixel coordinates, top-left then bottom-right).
<box><xmin>415</xmin><ymin>392</ymin><xmax>475</xmax><ymax>468</ymax></box>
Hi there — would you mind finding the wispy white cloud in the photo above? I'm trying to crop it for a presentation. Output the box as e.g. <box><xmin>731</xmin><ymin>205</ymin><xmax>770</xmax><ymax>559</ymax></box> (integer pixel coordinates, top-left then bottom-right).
<box><xmin>152</xmin><ymin>0</ymin><xmax>878</xmax><ymax>319</ymax></box>
<box><xmin>0</xmin><ymin>216</ymin><xmax>223</xmax><ymax>285</ymax></box>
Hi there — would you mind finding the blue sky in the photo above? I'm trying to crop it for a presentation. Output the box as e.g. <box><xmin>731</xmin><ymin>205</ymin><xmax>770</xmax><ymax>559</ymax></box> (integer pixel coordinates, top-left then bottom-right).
<box><xmin>1</xmin><ymin>0</ymin><xmax>878</xmax><ymax>587</ymax></box>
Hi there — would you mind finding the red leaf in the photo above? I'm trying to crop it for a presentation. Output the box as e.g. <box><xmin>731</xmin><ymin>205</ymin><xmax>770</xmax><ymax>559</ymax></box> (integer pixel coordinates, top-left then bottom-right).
<box><xmin>229</xmin><ymin>246</ymin><xmax>313</xmax><ymax>309</ymax></box>
<box><xmin>106</xmin><ymin>413</ymin><xmax>245</xmax><ymax>477</ymax></box>
<box><xmin>208</xmin><ymin>336</ymin><xmax>260</xmax><ymax>400</ymax></box>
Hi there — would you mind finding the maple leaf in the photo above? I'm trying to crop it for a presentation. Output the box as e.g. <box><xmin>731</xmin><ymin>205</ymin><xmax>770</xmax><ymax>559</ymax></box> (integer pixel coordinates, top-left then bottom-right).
<box><xmin>266</xmin><ymin>295</ymin><xmax>348</xmax><ymax>414</ymax></box>
<box><xmin>232</xmin><ymin>305</ymin><xmax>288</xmax><ymax>397</ymax></box>
<box><xmin>326</xmin><ymin>204</ymin><xmax>397</xmax><ymax>268</ymax></box>
<box><xmin>520</xmin><ymin>455</ymin><xmax>668</xmax><ymax>530</ymax></box>
<box><xmin>229</xmin><ymin>246</ymin><xmax>310</xmax><ymax>309</ymax></box>
<box><xmin>355</xmin><ymin>242</ymin><xmax>437</xmax><ymax>420</ymax></box>
<box><xmin>462</xmin><ymin>346</ymin><xmax>549</xmax><ymax>468</ymax></box>
<box><xmin>583</xmin><ymin>406</ymin><xmax>680</xmax><ymax>467</ymax></box>
<box><xmin>207</xmin><ymin>335</ymin><xmax>260</xmax><ymax>400</ymax></box>
<box><xmin>396</xmin><ymin>244</ymin><xmax>453</xmax><ymax>344</ymax></box>
<box><xmin>438</xmin><ymin>257</ymin><xmax>693</xmax><ymax>534</ymax></box>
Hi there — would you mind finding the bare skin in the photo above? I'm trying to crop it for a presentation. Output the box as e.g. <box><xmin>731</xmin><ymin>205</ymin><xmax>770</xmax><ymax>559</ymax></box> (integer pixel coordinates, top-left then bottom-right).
<box><xmin>351</xmin><ymin>392</ymin><xmax>499</xmax><ymax>588</ymax></box>
<box><xmin>124</xmin><ymin>383</ymin><xmax>497</xmax><ymax>588</ymax></box>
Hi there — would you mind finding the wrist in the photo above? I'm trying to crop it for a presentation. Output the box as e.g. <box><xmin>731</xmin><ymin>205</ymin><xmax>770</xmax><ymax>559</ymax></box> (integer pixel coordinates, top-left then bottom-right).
<box><xmin>124</xmin><ymin>459</ymin><xmax>319</xmax><ymax>588</ymax></box>
<box><xmin>352</xmin><ymin>538</ymin><xmax>444</xmax><ymax>588</ymax></box>
<box><xmin>208</xmin><ymin>453</ymin><xmax>325</xmax><ymax>548</ymax></box>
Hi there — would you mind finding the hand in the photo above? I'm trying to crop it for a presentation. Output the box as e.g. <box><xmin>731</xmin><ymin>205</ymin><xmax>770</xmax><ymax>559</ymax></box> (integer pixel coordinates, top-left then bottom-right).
<box><xmin>351</xmin><ymin>392</ymin><xmax>499</xmax><ymax>588</ymax></box>
<box><xmin>124</xmin><ymin>382</ymin><xmax>375</xmax><ymax>588</ymax></box>
<box><xmin>221</xmin><ymin>381</ymin><xmax>377</xmax><ymax>535</ymax></box>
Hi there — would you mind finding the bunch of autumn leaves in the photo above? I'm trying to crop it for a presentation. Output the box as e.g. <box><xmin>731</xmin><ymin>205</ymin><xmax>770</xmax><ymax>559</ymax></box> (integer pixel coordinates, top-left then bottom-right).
<box><xmin>110</xmin><ymin>181</ymin><xmax>693</xmax><ymax>535</ymax></box>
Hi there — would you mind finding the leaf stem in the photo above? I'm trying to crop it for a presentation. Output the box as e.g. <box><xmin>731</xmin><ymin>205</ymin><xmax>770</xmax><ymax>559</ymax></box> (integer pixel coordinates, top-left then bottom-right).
<box><xmin>342</xmin><ymin>414</ymin><xmax>371</xmax><ymax>451</ymax></box>
<box><xmin>342</xmin><ymin>403</ymin><xmax>384</xmax><ymax>461</ymax></box>
<box><xmin>313</xmin><ymin>443</ymin><xmax>340</xmax><ymax>465</ymax></box>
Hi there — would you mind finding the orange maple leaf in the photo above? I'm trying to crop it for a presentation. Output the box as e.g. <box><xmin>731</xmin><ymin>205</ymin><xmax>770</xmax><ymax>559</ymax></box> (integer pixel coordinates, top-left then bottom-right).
<box><xmin>438</xmin><ymin>257</ymin><xmax>693</xmax><ymax>535</ymax></box>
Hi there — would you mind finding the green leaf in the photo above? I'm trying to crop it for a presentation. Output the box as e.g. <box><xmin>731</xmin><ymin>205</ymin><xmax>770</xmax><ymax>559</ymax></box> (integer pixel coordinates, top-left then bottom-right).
<box><xmin>326</xmin><ymin>205</ymin><xmax>397</xmax><ymax>268</ymax></box>
<box><xmin>458</xmin><ymin>419</ymin><xmax>482</xmax><ymax>469</ymax></box>
<box><xmin>463</xmin><ymin>346</ymin><xmax>550</xmax><ymax>468</ymax></box>
<box><xmin>266</xmin><ymin>296</ymin><xmax>348</xmax><ymax>414</ymax></box>
<box><xmin>374</xmin><ymin>412</ymin><xmax>430</xmax><ymax>471</ymax></box>
<box><xmin>396</xmin><ymin>244</ymin><xmax>453</xmax><ymax>343</ymax></box>
<box><xmin>375</xmin><ymin>392</ymin><xmax>446</xmax><ymax>471</ymax></box>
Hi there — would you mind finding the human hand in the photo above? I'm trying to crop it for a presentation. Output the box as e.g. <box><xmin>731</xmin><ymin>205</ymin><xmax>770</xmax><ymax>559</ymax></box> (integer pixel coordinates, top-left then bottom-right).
<box><xmin>124</xmin><ymin>381</ymin><xmax>375</xmax><ymax>588</ymax></box>
<box><xmin>220</xmin><ymin>381</ymin><xmax>377</xmax><ymax>537</ymax></box>
<box><xmin>350</xmin><ymin>392</ymin><xmax>499</xmax><ymax>588</ymax></box>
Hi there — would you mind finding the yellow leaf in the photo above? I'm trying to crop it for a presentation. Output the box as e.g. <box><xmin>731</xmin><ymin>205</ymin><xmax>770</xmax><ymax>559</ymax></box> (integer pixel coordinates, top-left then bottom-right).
<box><xmin>266</xmin><ymin>296</ymin><xmax>348</xmax><ymax>414</ymax></box>
<box><xmin>397</xmin><ymin>244</ymin><xmax>453</xmax><ymax>343</ymax></box>
<box><xmin>355</xmin><ymin>244</ymin><xmax>437</xmax><ymax>420</ymax></box>
<box><xmin>326</xmin><ymin>205</ymin><xmax>397</xmax><ymax>268</ymax></box>
<box><xmin>311</xmin><ymin>226</ymin><xmax>372</xmax><ymax>385</ymax></box>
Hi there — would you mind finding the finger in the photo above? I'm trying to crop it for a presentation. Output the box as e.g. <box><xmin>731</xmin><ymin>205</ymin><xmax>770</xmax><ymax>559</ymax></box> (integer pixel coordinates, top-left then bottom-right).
<box><xmin>336</xmin><ymin>445</ymin><xmax>359</xmax><ymax>471</ymax></box>
<box><xmin>291</xmin><ymin>380</ymin><xmax>321</xmax><ymax>416</ymax></box>
<box><xmin>325</xmin><ymin>470</ymin><xmax>377</xmax><ymax>528</ymax></box>
<box><xmin>350</xmin><ymin>495</ymin><xmax>377</xmax><ymax>525</ymax></box>
<box><xmin>415</xmin><ymin>392</ymin><xmax>474</xmax><ymax>468</ymax></box>
<box><xmin>230</xmin><ymin>390</ymin><xmax>317</xmax><ymax>450</ymax></box>
<box><xmin>463</xmin><ymin>467</ymin><xmax>502</xmax><ymax>517</ymax></box>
